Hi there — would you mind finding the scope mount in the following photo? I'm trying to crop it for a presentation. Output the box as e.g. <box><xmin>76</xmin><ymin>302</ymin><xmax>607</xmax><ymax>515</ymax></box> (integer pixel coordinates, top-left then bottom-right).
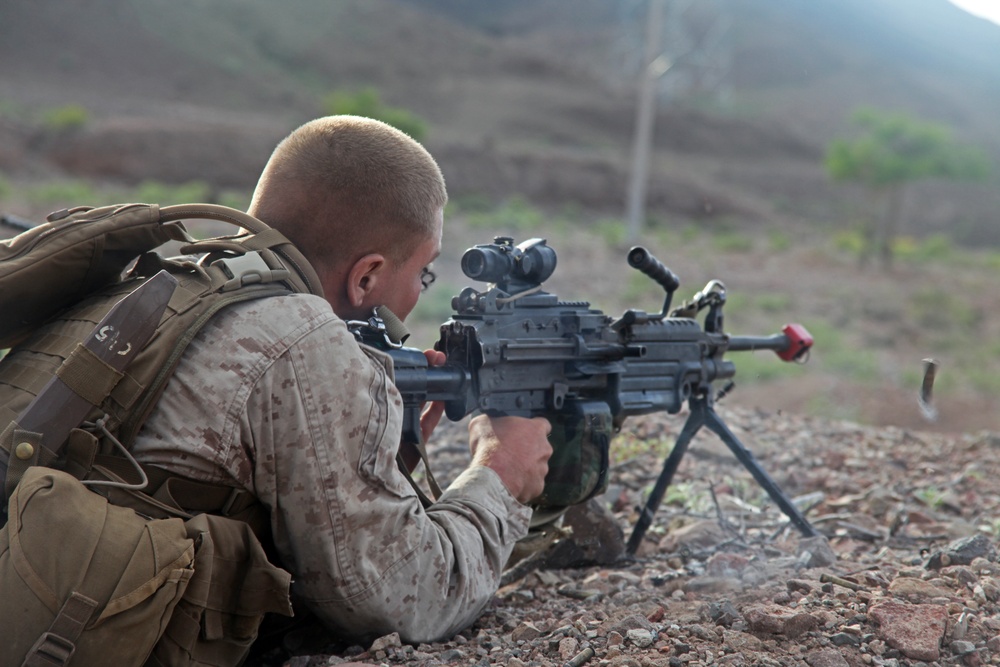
<box><xmin>460</xmin><ymin>236</ymin><xmax>557</xmax><ymax>294</ymax></box>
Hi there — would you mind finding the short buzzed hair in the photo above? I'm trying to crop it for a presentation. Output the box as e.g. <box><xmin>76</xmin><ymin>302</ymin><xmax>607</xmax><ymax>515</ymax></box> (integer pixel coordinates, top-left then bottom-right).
<box><xmin>249</xmin><ymin>116</ymin><xmax>446</xmax><ymax>270</ymax></box>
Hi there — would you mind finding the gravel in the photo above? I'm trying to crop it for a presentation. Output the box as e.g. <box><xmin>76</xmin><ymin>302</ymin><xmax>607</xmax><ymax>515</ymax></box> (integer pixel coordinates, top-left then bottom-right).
<box><xmin>252</xmin><ymin>405</ymin><xmax>1000</xmax><ymax>667</ymax></box>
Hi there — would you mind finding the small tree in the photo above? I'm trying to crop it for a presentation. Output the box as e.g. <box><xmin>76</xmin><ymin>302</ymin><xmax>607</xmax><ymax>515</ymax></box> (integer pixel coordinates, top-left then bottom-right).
<box><xmin>322</xmin><ymin>88</ymin><xmax>427</xmax><ymax>141</ymax></box>
<box><xmin>825</xmin><ymin>107</ymin><xmax>990</xmax><ymax>268</ymax></box>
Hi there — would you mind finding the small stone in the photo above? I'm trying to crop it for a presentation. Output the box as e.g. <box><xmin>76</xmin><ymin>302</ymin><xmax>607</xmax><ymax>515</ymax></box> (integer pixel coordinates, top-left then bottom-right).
<box><xmin>952</xmin><ymin>640</ymin><xmax>977</xmax><ymax>655</ymax></box>
<box><xmin>798</xmin><ymin>535</ymin><xmax>838</xmax><ymax>568</ymax></box>
<box><xmin>868</xmin><ymin>600</ymin><xmax>948</xmax><ymax>662</ymax></box>
<box><xmin>888</xmin><ymin>577</ymin><xmax>953</xmax><ymax>601</ymax></box>
<box><xmin>559</xmin><ymin>636</ymin><xmax>580</xmax><ymax>661</ymax></box>
<box><xmin>804</xmin><ymin>648</ymin><xmax>851</xmax><ymax>667</ymax></box>
<box><xmin>706</xmin><ymin>552</ymin><xmax>751</xmax><ymax>577</ymax></box>
<box><xmin>604</xmin><ymin>613</ymin><xmax>654</xmax><ymax>636</ymax></box>
<box><xmin>744</xmin><ymin>603</ymin><xmax>819</xmax><ymax>638</ymax></box>
<box><xmin>964</xmin><ymin>651</ymin><xmax>983</xmax><ymax>667</ymax></box>
<box><xmin>926</xmin><ymin>535</ymin><xmax>997</xmax><ymax>570</ymax></box>
<box><xmin>788</xmin><ymin>579</ymin><xmax>814</xmax><ymax>594</ymax></box>
<box><xmin>829</xmin><ymin>632</ymin><xmax>861</xmax><ymax>646</ymax></box>
<box><xmin>369</xmin><ymin>632</ymin><xmax>401</xmax><ymax>653</ymax></box>
<box><xmin>627</xmin><ymin>628</ymin><xmax>655</xmax><ymax>648</ymax></box>
<box><xmin>511</xmin><ymin>622</ymin><xmax>542</xmax><ymax>642</ymax></box>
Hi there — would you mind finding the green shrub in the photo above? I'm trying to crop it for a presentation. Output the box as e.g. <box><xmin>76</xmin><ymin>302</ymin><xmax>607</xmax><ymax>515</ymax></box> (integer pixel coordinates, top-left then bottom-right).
<box><xmin>908</xmin><ymin>288</ymin><xmax>979</xmax><ymax>331</ymax></box>
<box><xmin>465</xmin><ymin>196</ymin><xmax>545</xmax><ymax>232</ymax></box>
<box><xmin>680</xmin><ymin>225</ymin><xmax>701</xmax><ymax>243</ymax></box>
<box><xmin>984</xmin><ymin>252</ymin><xmax>1000</xmax><ymax>271</ymax></box>
<box><xmin>217</xmin><ymin>189</ymin><xmax>252</xmax><ymax>212</ymax></box>
<box><xmin>801</xmin><ymin>320</ymin><xmax>879</xmax><ymax>383</ymax></box>
<box><xmin>913</xmin><ymin>234</ymin><xmax>953</xmax><ymax>262</ymax></box>
<box><xmin>712</xmin><ymin>230</ymin><xmax>754</xmax><ymax>252</ymax></box>
<box><xmin>621</xmin><ymin>269</ymin><xmax>664</xmax><ymax>306</ymax></box>
<box><xmin>732</xmin><ymin>349</ymin><xmax>806</xmax><ymax>383</ymax></box>
<box><xmin>755</xmin><ymin>293</ymin><xmax>793</xmax><ymax>314</ymax></box>
<box><xmin>323</xmin><ymin>88</ymin><xmax>427</xmax><ymax>140</ymax></box>
<box><xmin>134</xmin><ymin>180</ymin><xmax>212</xmax><ymax>205</ymax></box>
<box><xmin>42</xmin><ymin>104</ymin><xmax>89</xmax><ymax>132</ymax></box>
<box><xmin>407</xmin><ymin>280</ymin><xmax>461</xmax><ymax>343</ymax></box>
<box><xmin>965</xmin><ymin>363</ymin><xmax>1000</xmax><ymax>395</ymax></box>
<box><xmin>767</xmin><ymin>229</ymin><xmax>792</xmax><ymax>252</ymax></box>
<box><xmin>26</xmin><ymin>179</ymin><xmax>97</xmax><ymax>206</ymax></box>
<box><xmin>593</xmin><ymin>218</ymin><xmax>627</xmax><ymax>247</ymax></box>
<box><xmin>448</xmin><ymin>194</ymin><xmax>495</xmax><ymax>215</ymax></box>
<box><xmin>833</xmin><ymin>229</ymin><xmax>865</xmax><ymax>254</ymax></box>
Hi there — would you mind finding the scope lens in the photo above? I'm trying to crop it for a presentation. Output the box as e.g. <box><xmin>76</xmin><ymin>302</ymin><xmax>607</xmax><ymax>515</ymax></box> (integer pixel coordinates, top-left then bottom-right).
<box><xmin>462</xmin><ymin>248</ymin><xmax>488</xmax><ymax>279</ymax></box>
<box><xmin>461</xmin><ymin>246</ymin><xmax>513</xmax><ymax>282</ymax></box>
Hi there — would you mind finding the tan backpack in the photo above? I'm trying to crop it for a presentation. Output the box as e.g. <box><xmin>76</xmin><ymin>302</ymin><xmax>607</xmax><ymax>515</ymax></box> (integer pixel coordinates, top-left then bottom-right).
<box><xmin>0</xmin><ymin>203</ymin><xmax>324</xmax><ymax>666</ymax></box>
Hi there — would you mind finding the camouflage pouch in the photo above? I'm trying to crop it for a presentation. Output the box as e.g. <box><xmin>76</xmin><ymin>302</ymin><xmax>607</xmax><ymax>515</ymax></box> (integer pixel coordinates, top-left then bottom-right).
<box><xmin>531</xmin><ymin>400</ymin><xmax>611</xmax><ymax>515</ymax></box>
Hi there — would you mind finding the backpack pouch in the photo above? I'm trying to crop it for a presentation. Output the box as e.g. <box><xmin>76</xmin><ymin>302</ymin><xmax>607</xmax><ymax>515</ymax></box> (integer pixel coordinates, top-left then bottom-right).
<box><xmin>0</xmin><ymin>467</ymin><xmax>196</xmax><ymax>667</ymax></box>
<box><xmin>148</xmin><ymin>513</ymin><xmax>293</xmax><ymax>667</ymax></box>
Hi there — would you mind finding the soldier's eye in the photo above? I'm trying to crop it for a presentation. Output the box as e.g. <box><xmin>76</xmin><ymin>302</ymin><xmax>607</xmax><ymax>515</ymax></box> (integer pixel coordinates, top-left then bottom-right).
<box><xmin>420</xmin><ymin>266</ymin><xmax>436</xmax><ymax>292</ymax></box>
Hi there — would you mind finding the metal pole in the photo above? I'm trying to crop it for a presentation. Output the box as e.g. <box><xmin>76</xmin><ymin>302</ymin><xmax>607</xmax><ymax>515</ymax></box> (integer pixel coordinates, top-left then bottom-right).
<box><xmin>626</xmin><ymin>0</ymin><xmax>666</xmax><ymax>244</ymax></box>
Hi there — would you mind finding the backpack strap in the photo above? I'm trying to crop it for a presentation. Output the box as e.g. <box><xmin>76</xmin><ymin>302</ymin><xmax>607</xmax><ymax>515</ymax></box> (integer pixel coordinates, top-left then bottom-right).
<box><xmin>21</xmin><ymin>592</ymin><xmax>98</xmax><ymax>667</ymax></box>
<box><xmin>0</xmin><ymin>203</ymin><xmax>323</xmax><ymax>520</ymax></box>
<box><xmin>1</xmin><ymin>272</ymin><xmax>177</xmax><ymax>500</ymax></box>
<box><xmin>159</xmin><ymin>204</ymin><xmax>324</xmax><ymax>298</ymax></box>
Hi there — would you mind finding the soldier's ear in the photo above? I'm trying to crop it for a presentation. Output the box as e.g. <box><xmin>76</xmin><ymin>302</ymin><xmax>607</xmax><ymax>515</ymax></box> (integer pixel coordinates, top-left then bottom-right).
<box><xmin>345</xmin><ymin>253</ymin><xmax>386</xmax><ymax>308</ymax></box>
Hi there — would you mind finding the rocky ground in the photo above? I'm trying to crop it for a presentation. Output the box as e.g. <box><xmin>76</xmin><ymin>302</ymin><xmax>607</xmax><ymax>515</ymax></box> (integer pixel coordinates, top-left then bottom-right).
<box><xmin>255</xmin><ymin>405</ymin><xmax>1000</xmax><ymax>667</ymax></box>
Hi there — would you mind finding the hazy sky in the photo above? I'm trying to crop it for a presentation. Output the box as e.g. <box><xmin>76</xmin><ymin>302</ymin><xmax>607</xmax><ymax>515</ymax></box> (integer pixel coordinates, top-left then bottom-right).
<box><xmin>948</xmin><ymin>0</ymin><xmax>1000</xmax><ymax>25</ymax></box>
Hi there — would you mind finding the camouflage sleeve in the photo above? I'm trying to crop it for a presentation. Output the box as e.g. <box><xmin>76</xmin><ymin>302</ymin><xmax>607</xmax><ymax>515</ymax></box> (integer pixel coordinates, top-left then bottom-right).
<box><xmin>245</xmin><ymin>310</ymin><xmax>532</xmax><ymax>643</ymax></box>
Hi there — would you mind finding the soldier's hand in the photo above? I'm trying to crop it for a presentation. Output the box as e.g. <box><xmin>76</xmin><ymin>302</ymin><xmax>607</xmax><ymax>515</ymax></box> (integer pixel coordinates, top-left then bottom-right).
<box><xmin>469</xmin><ymin>414</ymin><xmax>552</xmax><ymax>504</ymax></box>
<box><xmin>419</xmin><ymin>349</ymin><xmax>446</xmax><ymax>443</ymax></box>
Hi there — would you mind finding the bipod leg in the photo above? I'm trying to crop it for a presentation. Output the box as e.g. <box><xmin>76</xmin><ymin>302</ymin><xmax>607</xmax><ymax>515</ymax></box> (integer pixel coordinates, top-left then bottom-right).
<box><xmin>625</xmin><ymin>404</ymin><xmax>707</xmax><ymax>555</ymax></box>
<box><xmin>699</xmin><ymin>399</ymin><xmax>818</xmax><ymax>537</ymax></box>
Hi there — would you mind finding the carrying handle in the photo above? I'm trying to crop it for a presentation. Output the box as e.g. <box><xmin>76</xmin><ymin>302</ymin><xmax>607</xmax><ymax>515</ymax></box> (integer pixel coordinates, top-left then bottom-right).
<box><xmin>158</xmin><ymin>204</ymin><xmax>325</xmax><ymax>298</ymax></box>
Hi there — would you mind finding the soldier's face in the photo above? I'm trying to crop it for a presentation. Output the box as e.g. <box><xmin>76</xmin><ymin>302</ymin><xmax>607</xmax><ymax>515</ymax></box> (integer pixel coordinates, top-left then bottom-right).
<box><xmin>374</xmin><ymin>208</ymin><xmax>443</xmax><ymax>322</ymax></box>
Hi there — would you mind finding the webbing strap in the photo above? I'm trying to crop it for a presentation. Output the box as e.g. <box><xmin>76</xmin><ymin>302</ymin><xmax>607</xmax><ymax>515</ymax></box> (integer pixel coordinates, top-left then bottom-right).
<box><xmin>154</xmin><ymin>475</ymin><xmax>256</xmax><ymax>516</ymax></box>
<box><xmin>397</xmin><ymin>440</ymin><xmax>444</xmax><ymax>508</ymax></box>
<box><xmin>3</xmin><ymin>426</ymin><xmax>58</xmax><ymax>500</ymax></box>
<box><xmin>56</xmin><ymin>345</ymin><xmax>124</xmax><ymax>407</ymax></box>
<box><xmin>90</xmin><ymin>459</ymin><xmax>258</xmax><ymax>520</ymax></box>
<box><xmin>238</xmin><ymin>227</ymin><xmax>289</xmax><ymax>251</ymax></box>
<box><xmin>21</xmin><ymin>592</ymin><xmax>98</xmax><ymax>667</ymax></box>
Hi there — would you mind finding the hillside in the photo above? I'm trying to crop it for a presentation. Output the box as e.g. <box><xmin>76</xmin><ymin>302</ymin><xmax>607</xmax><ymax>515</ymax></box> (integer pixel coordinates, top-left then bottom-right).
<box><xmin>1</xmin><ymin>0</ymin><xmax>1000</xmax><ymax>434</ymax></box>
<box><xmin>0</xmin><ymin>0</ymin><xmax>998</xmax><ymax>239</ymax></box>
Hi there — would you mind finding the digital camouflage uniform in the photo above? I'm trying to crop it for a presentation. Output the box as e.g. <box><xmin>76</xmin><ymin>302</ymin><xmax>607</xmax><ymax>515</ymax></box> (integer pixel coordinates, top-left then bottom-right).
<box><xmin>130</xmin><ymin>292</ymin><xmax>532</xmax><ymax>643</ymax></box>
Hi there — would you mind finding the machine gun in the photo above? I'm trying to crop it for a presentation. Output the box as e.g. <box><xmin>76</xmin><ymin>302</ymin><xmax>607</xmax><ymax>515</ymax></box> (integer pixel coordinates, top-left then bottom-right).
<box><xmin>350</xmin><ymin>237</ymin><xmax>819</xmax><ymax>554</ymax></box>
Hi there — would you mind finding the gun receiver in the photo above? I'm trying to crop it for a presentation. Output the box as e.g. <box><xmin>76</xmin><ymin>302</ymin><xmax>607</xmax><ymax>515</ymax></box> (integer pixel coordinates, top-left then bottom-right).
<box><xmin>353</xmin><ymin>237</ymin><xmax>818</xmax><ymax>550</ymax></box>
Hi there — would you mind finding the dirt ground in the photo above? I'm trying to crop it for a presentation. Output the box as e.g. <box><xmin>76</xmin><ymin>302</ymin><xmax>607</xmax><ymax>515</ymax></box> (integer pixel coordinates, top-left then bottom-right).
<box><xmin>251</xmin><ymin>405</ymin><xmax>1000</xmax><ymax>667</ymax></box>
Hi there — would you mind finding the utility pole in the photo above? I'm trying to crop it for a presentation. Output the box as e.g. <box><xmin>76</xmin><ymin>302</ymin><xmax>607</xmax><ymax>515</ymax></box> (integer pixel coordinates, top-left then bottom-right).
<box><xmin>625</xmin><ymin>0</ymin><xmax>668</xmax><ymax>244</ymax></box>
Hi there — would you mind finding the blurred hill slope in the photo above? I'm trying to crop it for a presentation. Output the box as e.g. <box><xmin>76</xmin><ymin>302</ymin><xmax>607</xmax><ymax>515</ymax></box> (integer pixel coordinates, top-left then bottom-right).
<box><xmin>0</xmin><ymin>0</ymin><xmax>997</xmax><ymax>242</ymax></box>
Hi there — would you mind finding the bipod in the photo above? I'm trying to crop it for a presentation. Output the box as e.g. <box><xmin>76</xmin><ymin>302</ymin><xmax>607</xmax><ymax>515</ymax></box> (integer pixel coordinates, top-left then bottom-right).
<box><xmin>625</xmin><ymin>393</ymin><xmax>818</xmax><ymax>555</ymax></box>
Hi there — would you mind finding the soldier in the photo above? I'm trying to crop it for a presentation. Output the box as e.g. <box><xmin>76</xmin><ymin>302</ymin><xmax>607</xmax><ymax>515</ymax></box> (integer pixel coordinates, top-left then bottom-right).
<box><xmin>130</xmin><ymin>116</ymin><xmax>553</xmax><ymax>644</ymax></box>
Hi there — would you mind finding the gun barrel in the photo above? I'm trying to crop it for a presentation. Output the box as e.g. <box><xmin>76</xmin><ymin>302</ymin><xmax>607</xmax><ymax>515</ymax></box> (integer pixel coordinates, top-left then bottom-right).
<box><xmin>389</xmin><ymin>349</ymin><xmax>472</xmax><ymax>445</ymax></box>
<box><xmin>392</xmin><ymin>362</ymin><xmax>469</xmax><ymax>404</ymax></box>
<box><xmin>728</xmin><ymin>323</ymin><xmax>812</xmax><ymax>362</ymax></box>
<box><xmin>727</xmin><ymin>333</ymin><xmax>789</xmax><ymax>352</ymax></box>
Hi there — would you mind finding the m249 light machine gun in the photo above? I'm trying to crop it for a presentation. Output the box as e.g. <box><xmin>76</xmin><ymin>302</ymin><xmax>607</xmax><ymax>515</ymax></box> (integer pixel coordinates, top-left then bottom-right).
<box><xmin>351</xmin><ymin>237</ymin><xmax>818</xmax><ymax>554</ymax></box>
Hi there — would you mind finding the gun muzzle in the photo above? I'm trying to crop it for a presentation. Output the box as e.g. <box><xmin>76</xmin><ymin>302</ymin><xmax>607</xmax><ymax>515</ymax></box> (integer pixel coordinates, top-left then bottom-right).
<box><xmin>727</xmin><ymin>323</ymin><xmax>813</xmax><ymax>362</ymax></box>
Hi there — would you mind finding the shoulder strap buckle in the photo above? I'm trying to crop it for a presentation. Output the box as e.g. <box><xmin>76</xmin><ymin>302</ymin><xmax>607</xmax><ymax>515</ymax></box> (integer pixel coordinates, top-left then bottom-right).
<box><xmin>216</xmin><ymin>252</ymin><xmax>290</xmax><ymax>292</ymax></box>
